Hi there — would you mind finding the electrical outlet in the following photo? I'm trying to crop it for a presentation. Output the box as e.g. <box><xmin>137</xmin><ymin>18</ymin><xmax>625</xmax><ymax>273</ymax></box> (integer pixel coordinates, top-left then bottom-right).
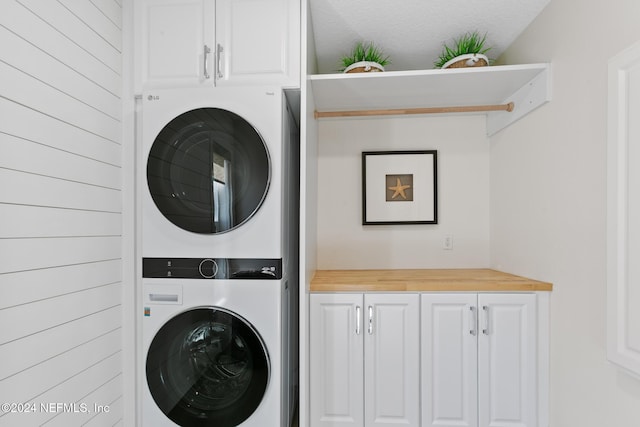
<box><xmin>443</xmin><ymin>234</ymin><xmax>453</xmax><ymax>250</ymax></box>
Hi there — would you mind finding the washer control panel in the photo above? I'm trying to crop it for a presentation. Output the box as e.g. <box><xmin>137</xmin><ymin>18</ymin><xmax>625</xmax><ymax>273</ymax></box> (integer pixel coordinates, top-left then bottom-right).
<box><xmin>143</xmin><ymin>258</ymin><xmax>282</xmax><ymax>280</ymax></box>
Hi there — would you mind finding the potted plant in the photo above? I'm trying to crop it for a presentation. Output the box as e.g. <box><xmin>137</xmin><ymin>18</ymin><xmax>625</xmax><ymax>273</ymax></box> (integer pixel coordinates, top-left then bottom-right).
<box><xmin>340</xmin><ymin>41</ymin><xmax>390</xmax><ymax>73</ymax></box>
<box><xmin>434</xmin><ymin>31</ymin><xmax>492</xmax><ymax>69</ymax></box>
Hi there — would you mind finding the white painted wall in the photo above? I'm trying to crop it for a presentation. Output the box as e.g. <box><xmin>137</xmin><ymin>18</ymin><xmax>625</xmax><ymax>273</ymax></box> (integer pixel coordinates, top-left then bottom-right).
<box><xmin>0</xmin><ymin>1</ymin><xmax>123</xmax><ymax>425</ymax></box>
<box><xmin>491</xmin><ymin>0</ymin><xmax>640</xmax><ymax>425</ymax></box>
<box><xmin>316</xmin><ymin>115</ymin><xmax>490</xmax><ymax>269</ymax></box>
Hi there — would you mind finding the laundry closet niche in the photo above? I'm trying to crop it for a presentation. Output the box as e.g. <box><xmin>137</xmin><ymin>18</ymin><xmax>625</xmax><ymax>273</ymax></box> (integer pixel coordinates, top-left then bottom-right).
<box><xmin>316</xmin><ymin>114</ymin><xmax>491</xmax><ymax>270</ymax></box>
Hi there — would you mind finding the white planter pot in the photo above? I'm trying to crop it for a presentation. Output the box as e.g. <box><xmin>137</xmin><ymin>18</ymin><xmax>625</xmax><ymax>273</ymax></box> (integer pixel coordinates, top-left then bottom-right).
<box><xmin>441</xmin><ymin>53</ymin><xmax>489</xmax><ymax>69</ymax></box>
<box><xmin>343</xmin><ymin>61</ymin><xmax>385</xmax><ymax>73</ymax></box>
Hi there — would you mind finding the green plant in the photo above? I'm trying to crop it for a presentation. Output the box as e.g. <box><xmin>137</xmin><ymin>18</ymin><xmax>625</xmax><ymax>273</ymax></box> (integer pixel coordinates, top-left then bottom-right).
<box><xmin>434</xmin><ymin>31</ymin><xmax>491</xmax><ymax>68</ymax></box>
<box><xmin>340</xmin><ymin>41</ymin><xmax>390</xmax><ymax>70</ymax></box>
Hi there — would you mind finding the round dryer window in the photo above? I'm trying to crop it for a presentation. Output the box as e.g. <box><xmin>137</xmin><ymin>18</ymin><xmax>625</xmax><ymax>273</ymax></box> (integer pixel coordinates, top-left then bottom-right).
<box><xmin>147</xmin><ymin>108</ymin><xmax>270</xmax><ymax>234</ymax></box>
<box><xmin>146</xmin><ymin>307</ymin><xmax>270</xmax><ymax>427</ymax></box>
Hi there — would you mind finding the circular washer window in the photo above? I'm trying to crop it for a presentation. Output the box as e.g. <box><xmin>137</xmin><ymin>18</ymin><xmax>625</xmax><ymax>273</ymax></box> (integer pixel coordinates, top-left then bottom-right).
<box><xmin>147</xmin><ymin>108</ymin><xmax>270</xmax><ymax>234</ymax></box>
<box><xmin>146</xmin><ymin>307</ymin><xmax>270</xmax><ymax>427</ymax></box>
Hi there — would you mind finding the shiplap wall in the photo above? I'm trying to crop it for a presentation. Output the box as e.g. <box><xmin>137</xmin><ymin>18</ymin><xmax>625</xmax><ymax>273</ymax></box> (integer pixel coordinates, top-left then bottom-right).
<box><xmin>0</xmin><ymin>0</ymin><xmax>123</xmax><ymax>426</ymax></box>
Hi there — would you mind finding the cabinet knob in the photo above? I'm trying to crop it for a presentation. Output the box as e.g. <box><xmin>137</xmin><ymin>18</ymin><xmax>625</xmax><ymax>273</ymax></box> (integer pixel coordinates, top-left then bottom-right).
<box><xmin>356</xmin><ymin>306</ymin><xmax>361</xmax><ymax>335</ymax></box>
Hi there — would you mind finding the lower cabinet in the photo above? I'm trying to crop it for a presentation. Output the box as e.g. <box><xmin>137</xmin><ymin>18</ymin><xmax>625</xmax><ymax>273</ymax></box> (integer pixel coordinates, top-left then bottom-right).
<box><xmin>311</xmin><ymin>292</ymin><xmax>542</xmax><ymax>427</ymax></box>
<box><xmin>422</xmin><ymin>293</ymin><xmax>537</xmax><ymax>427</ymax></box>
<box><xmin>309</xmin><ymin>293</ymin><xmax>420</xmax><ymax>427</ymax></box>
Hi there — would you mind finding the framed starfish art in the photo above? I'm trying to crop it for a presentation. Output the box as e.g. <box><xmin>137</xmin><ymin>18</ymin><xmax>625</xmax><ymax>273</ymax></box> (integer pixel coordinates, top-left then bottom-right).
<box><xmin>362</xmin><ymin>150</ymin><xmax>438</xmax><ymax>225</ymax></box>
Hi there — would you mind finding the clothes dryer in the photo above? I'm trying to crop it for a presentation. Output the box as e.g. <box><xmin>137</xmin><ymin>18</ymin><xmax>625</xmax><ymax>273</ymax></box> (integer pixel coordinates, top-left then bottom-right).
<box><xmin>141</xmin><ymin>258</ymin><xmax>291</xmax><ymax>427</ymax></box>
<box><xmin>141</xmin><ymin>87</ymin><xmax>286</xmax><ymax>259</ymax></box>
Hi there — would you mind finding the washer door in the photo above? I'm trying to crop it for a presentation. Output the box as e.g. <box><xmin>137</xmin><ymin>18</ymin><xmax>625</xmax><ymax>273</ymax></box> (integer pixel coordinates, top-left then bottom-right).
<box><xmin>147</xmin><ymin>108</ymin><xmax>270</xmax><ymax>234</ymax></box>
<box><xmin>146</xmin><ymin>307</ymin><xmax>270</xmax><ymax>427</ymax></box>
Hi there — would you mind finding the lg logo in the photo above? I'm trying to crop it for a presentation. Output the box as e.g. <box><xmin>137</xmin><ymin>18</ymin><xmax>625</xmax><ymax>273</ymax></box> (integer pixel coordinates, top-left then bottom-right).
<box><xmin>147</xmin><ymin>95</ymin><xmax>160</xmax><ymax>101</ymax></box>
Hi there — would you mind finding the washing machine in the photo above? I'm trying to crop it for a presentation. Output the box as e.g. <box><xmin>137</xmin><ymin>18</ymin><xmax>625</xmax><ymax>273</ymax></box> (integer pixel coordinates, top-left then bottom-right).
<box><xmin>139</xmin><ymin>86</ymin><xmax>299</xmax><ymax>426</ymax></box>
<box><xmin>140</xmin><ymin>86</ymin><xmax>287</xmax><ymax>259</ymax></box>
<box><xmin>141</xmin><ymin>258</ymin><xmax>290</xmax><ymax>427</ymax></box>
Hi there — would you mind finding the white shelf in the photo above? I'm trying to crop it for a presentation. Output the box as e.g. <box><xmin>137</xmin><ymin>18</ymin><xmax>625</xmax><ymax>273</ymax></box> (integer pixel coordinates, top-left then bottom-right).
<box><xmin>309</xmin><ymin>63</ymin><xmax>551</xmax><ymax>136</ymax></box>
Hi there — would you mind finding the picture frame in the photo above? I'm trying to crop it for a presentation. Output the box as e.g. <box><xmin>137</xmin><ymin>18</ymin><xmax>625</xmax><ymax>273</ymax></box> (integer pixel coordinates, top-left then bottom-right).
<box><xmin>362</xmin><ymin>150</ymin><xmax>438</xmax><ymax>225</ymax></box>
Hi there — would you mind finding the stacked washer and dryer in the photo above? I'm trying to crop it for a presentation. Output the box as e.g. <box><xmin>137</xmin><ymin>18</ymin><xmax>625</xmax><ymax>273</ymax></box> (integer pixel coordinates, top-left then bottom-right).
<box><xmin>140</xmin><ymin>87</ymin><xmax>299</xmax><ymax>427</ymax></box>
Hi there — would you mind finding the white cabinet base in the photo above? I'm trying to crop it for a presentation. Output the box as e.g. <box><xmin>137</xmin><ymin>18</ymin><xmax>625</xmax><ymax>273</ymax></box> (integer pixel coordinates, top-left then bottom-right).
<box><xmin>310</xmin><ymin>291</ymin><xmax>548</xmax><ymax>427</ymax></box>
<box><xmin>421</xmin><ymin>293</ymin><xmax>547</xmax><ymax>427</ymax></box>
<box><xmin>309</xmin><ymin>294</ymin><xmax>419</xmax><ymax>427</ymax></box>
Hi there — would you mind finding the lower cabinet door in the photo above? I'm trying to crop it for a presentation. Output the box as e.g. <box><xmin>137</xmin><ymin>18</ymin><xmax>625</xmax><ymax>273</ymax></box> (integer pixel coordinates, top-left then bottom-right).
<box><xmin>478</xmin><ymin>293</ymin><xmax>537</xmax><ymax>427</ymax></box>
<box><xmin>364</xmin><ymin>294</ymin><xmax>420</xmax><ymax>427</ymax></box>
<box><xmin>310</xmin><ymin>294</ymin><xmax>364</xmax><ymax>427</ymax></box>
<box><xmin>421</xmin><ymin>293</ymin><xmax>479</xmax><ymax>427</ymax></box>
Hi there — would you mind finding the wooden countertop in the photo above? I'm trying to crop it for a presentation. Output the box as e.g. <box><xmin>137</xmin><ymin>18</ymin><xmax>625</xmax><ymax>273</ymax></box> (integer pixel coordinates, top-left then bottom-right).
<box><xmin>310</xmin><ymin>269</ymin><xmax>553</xmax><ymax>292</ymax></box>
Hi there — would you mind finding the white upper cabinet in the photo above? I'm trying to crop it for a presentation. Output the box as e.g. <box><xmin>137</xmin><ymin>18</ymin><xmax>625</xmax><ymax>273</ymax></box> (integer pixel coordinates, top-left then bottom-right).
<box><xmin>215</xmin><ymin>0</ymin><xmax>299</xmax><ymax>87</ymax></box>
<box><xmin>136</xmin><ymin>0</ymin><xmax>299</xmax><ymax>91</ymax></box>
<box><xmin>138</xmin><ymin>0</ymin><xmax>215</xmax><ymax>89</ymax></box>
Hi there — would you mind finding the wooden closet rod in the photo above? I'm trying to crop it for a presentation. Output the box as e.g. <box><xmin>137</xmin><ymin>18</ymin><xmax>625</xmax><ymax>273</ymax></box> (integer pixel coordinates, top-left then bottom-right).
<box><xmin>314</xmin><ymin>102</ymin><xmax>515</xmax><ymax>119</ymax></box>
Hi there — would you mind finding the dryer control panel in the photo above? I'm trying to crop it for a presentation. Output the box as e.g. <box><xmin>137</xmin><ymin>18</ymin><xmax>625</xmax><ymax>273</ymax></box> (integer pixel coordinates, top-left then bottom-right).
<box><xmin>143</xmin><ymin>258</ymin><xmax>282</xmax><ymax>280</ymax></box>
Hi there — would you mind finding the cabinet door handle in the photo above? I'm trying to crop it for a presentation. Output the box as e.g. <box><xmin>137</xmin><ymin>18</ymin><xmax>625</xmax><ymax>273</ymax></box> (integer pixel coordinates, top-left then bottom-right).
<box><xmin>356</xmin><ymin>306</ymin><xmax>361</xmax><ymax>335</ymax></box>
<box><xmin>203</xmin><ymin>44</ymin><xmax>211</xmax><ymax>79</ymax></box>
<box><xmin>367</xmin><ymin>305</ymin><xmax>373</xmax><ymax>335</ymax></box>
<box><xmin>469</xmin><ymin>306</ymin><xmax>477</xmax><ymax>336</ymax></box>
<box><xmin>216</xmin><ymin>43</ymin><xmax>224</xmax><ymax>79</ymax></box>
<box><xmin>482</xmin><ymin>305</ymin><xmax>490</xmax><ymax>335</ymax></box>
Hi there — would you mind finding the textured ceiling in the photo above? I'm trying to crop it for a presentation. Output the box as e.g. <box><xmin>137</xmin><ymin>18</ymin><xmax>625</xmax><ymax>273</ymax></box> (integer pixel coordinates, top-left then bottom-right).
<box><xmin>309</xmin><ymin>0</ymin><xmax>551</xmax><ymax>74</ymax></box>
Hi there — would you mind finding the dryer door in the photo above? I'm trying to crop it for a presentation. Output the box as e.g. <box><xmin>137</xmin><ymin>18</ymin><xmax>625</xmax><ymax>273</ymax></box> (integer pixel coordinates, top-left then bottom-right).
<box><xmin>146</xmin><ymin>307</ymin><xmax>270</xmax><ymax>427</ymax></box>
<box><xmin>147</xmin><ymin>108</ymin><xmax>270</xmax><ymax>234</ymax></box>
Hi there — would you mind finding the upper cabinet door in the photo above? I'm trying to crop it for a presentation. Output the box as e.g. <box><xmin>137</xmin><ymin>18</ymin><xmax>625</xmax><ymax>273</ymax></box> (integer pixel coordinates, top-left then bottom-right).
<box><xmin>364</xmin><ymin>294</ymin><xmax>420</xmax><ymax>427</ymax></box>
<box><xmin>139</xmin><ymin>0</ymin><xmax>215</xmax><ymax>89</ymax></box>
<box><xmin>215</xmin><ymin>0</ymin><xmax>300</xmax><ymax>87</ymax></box>
<box><xmin>477</xmin><ymin>293</ymin><xmax>537</xmax><ymax>427</ymax></box>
